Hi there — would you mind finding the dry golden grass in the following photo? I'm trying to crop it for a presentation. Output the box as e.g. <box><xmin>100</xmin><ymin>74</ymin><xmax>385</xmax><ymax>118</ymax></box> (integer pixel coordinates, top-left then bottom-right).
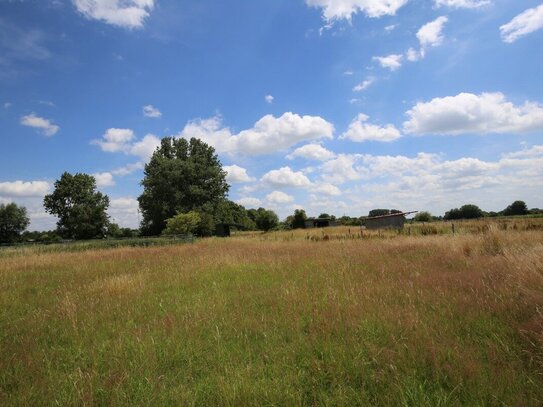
<box><xmin>1</xmin><ymin>222</ymin><xmax>542</xmax><ymax>405</ymax></box>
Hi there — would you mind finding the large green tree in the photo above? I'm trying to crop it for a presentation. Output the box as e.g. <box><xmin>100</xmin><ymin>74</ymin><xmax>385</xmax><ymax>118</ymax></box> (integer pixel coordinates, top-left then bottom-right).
<box><xmin>43</xmin><ymin>172</ymin><xmax>110</xmax><ymax>239</ymax></box>
<box><xmin>0</xmin><ymin>203</ymin><xmax>30</xmax><ymax>243</ymax></box>
<box><xmin>502</xmin><ymin>200</ymin><xmax>528</xmax><ymax>216</ymax></box>
<box><xmin>138</xmin><ymin>137</ymin><xmax>229</xmax><ymax>235</ymax></box>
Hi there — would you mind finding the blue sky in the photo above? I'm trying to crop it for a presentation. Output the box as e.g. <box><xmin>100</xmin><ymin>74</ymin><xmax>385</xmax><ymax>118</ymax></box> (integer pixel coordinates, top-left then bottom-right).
<box><xmin>1</xmin><ymin>0</ymin><xmax>542</xmax><ymax>230</ymax></box>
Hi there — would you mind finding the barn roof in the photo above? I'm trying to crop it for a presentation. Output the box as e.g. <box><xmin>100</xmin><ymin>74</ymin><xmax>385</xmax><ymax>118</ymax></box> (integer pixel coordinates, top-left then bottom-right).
<box><xmin>365</xmin><ymin>211</ymin><xmax>417</xmax><ymax>220</ymax></box>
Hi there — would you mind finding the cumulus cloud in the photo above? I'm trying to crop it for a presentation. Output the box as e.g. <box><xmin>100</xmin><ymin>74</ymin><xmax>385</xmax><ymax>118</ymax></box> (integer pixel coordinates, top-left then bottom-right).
<box><xmin>305</xmin><ymin>0</ymin><xmax>408</xmax><ymax>21</ymax></box>
<box><xmin>130</xmin><ymin>134</ymin><xmax>161</xmax><ymax>160</ymax></box>
<box><xmin>143</xmin><ymin>104</ymin><xmax>162</xmax><ymax>118</ymax></box>
<box><xmin>500</xmin><ymin>4</ymin><xmax>543</xmax><ymax>43</ymax></box>
<box><xmin>108</xmin><ymin>197</ymin><xmax>139</xmax><ymax>228</ymax></box>
<box><xmin>373</xmin><ymin>54</ymin><xmax>403</xmax><ymax>71</ymax></box>
<box><xmin>341</xmin><ymin>113</ymin><xmax>402</xmax><ymax>142</ymax></box>
<box><xmin>92</xmin><ymin>129</ymin><xmax>160</xmax><ymax>161</ymax></box>
<box><xmin>287</xmin><ymin>144</ymin><xmax>336</xmax><ymax>161</ymax></box>
<box><xmin>93</xmin><ymin>172</ymin><xmax>115</xmax><ymax>188</ymax></box>
<box><xmin>353</xmin><ymin>77</ymin><xmax>375</xmax><ymax>92</ymax></box>
<box><xmin>406</xmin><ymin>47</ymin><xmax>423</xmax><ymax>62</ymax></box>
<box><xmin>321</xmin><ymin>154</ymin><xmax>363</xmax><ymax>184</ymax></box>
<box><xmin>261</xmin><ymin>166</ymin><xmax>312</xmax><ymax>188</ymax></box>
<box><xmin>236</xmin><ymin>197</ymin><xmax>262</xmax><ymax>208</ymax></box>
<box><xmin>312</xmin><ymin>183</ymin><xmax>342</xmax><ymax>196</ymax></box>
<box><xmin>177</xmin><ymin>113</ymin><xmax>334</xmax><ymax>156</ymax></box>
<box><xmin>404</xmin><ymin>92</ymin><xmax>543</xmax><ymax>135</ymax></box>
<box><xmin>265</xmin><ymin>95</ymin><xmax>274</xmax><ymax>104</ymax></box>
<box><xmin>417</xmin><ymin>16</ymin><xmax>448</xmax><ymax>48</ymax></box>
<box><xmin>224</xmin><ymin>165</ymin><xmax>255</xmax><ymax>183</ymax></box>
<box><xmin>73</xmin><ymin>0</ymin><xmax>156</xmax><ymax>29</ymax></box>
<box><xmin>0</xmin><ymin>181</ymin><xmax>50</xmax><ymax>197</ymax></box>
<box><xmin>266</xmin><ymin>191</ymin><xmax>294</xmax><ymax>204</ymax></box>
<box><xmin>20</xmin><ymin>113</ymin><xmax>59</xmax><ymax>136</ymax></box>
<box><xmin>111</xmin><ymin>162</ymin><xmax>144</xmax><ymax>176</ymax></box>
<box><xmin>434</xmin><ymin>0</ymin><xmax>490</xmax><ymax>9</ymax></box>
<box><xmin>92</xmin><ymin>128</ymin><xmax>135</xmax><ymax>152</ymax></box>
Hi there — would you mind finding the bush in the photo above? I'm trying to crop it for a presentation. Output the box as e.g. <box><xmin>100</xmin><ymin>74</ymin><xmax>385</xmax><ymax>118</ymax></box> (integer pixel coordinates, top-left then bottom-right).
<box><xmin>414</xmin><ymin>211</ymin><xmax>432</xmax><ymax>222</ymax></box>
<box><xmin>162</xmin><ymin>212</ymin><xmax>201</xmax><ymax>236</ymax></box>
<box><xmin>444</xmin><ymin>204</ymin><xmax>483</xmax><ymax>220</ymax></box>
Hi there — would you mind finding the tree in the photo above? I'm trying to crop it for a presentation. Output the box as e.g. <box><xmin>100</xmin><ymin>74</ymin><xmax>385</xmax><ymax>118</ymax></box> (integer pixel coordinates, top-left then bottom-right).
<box><xmin>162</xmin><ymin>211</ymin><xmax>201</xmax><ymax>235</ymax></box>
<box><xmin>414</xmin><ymin>211</ymin><xmax>432</xmax><ymax>222</ymax></box>
<box><xmin>0</xmin><ymin>203</ymin><xmax>30</xmax><ymax>243</ymax></box>
<box><xmin>138</xmin><ymin>137</ymin><xmax>229</xmax><ymax>235</ymax></box>
<box><xmin>44</xmin><ymin>172</ymin><xmax>110</xmax><ymax>239</ymax></box>
<box><xmin>291</xmin><ymin>209</ymin><xmax>307</xmax><ymax>229</ymax></box>
<box><xmin>502</xmin><ymin>200</ymin><xmax>528</xmax><ymax>216</ymax></box>
<box><xmin>254</xmin><ymin>208</ymin><xmax>279</xmax><ymax>231</ymax></box>
<box><xmin>444</xmin><ymin>204</ymin><xmax>483</xmax><ymax>220</ymax></box>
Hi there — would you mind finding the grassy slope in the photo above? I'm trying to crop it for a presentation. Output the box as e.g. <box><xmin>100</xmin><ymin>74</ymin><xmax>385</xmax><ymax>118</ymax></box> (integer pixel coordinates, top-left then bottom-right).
<box><xmin>1</xmin><ymin>226</ymin><xmax>542</xmax><ymax>406</ymax></box>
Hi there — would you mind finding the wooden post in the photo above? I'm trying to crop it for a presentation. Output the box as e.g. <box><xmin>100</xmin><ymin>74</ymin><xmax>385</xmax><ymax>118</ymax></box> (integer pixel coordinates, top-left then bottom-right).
<box><xmin>452</xmin><ymin>223</ymin><xmax>455</xmax><ymax>234</ymax></box>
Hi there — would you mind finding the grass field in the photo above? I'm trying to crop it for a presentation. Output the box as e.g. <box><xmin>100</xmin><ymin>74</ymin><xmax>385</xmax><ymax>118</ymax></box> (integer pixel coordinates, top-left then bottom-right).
<box><xmin>1</xmin><ymin>220</ymin><xmax>542</xmax><ymax>406</ymax></box>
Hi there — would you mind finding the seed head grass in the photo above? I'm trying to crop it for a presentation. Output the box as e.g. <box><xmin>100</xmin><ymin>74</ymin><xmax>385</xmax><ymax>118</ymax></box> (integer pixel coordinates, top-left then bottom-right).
<box><xmin>1</xmin><ymin>222</ymin><xmax>542</xmax><ymax>405</ymax></box>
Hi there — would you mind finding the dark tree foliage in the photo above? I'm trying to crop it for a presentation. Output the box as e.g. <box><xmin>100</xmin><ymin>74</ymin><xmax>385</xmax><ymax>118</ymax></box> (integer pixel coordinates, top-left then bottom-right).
<box><xmin>444</xmin><ymin>204</ymin><xmax>484</xmax><ymax>220</ymax></box>
<box><xmin>414</xmin><ymin>211</ymin><xmax>432</xmax><ymax>222</ymax></box>
<box><xmin>214</xmin><ymin>200</ymin><xmax>256</xmax><ymax>230</ymax></box>
<box><xmin>138</xmin><ymin>137</ymin><xmax>229</xmax><ymax>235</ymax></box>
<box><xmin>249</xmin><ymin>208</ymin><xmax>279</xmax><ymax>231</ymax></box>
<box><xmin>291</xmin><ymin>209</ymin><xmax>308</xmax><ymax>229</ymax></box>
<box><xmin>318</xmin><ymin>213</ymin><xmax>330</xmax><ymax>219</ymax></box>
<box><xmin>502</xmin><ymin>200</ymin><xmax>528</xmax><ymax>216</ymax></box>
<box><xmin>0</xmin><ymin>203</ymin><xmax>30</xmax><ymax>243</ymax></box>
<box><xmin>44</xmin><ymin>172</ymin><xmax>109</xmax><ymax>239</ymax></box>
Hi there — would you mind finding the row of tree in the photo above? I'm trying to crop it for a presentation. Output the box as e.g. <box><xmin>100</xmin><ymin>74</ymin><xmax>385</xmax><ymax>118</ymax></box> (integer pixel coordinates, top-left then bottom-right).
<box><xmin>0</xmin><ymin>136</ymin><xmax>540</xmax><ymax>243</ymax></box>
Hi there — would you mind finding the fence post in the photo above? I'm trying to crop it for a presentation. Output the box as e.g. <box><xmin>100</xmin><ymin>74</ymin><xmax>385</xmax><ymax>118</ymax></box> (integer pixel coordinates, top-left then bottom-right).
<box><xmin>452</xmin><ymin>223</ymin><xmax>455</xmax><ymax>234</ymax></box>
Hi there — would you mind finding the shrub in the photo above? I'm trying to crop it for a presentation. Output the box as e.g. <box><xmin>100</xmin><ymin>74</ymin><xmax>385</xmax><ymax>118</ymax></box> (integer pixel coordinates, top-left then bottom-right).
<box><xmin>162</xmin><ymin>211</ymin><xmax>201</xmax><ymax>236</ymax></box>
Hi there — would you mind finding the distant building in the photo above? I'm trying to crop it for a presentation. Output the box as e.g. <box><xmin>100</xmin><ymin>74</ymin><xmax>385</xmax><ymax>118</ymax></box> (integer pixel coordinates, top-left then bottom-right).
<box><xmin>214</xmin><ymin>223</ymin><xmax>247</xmax><ymax>237</ymax></box>
<box><xmin>363</xmin><ymin>211</ymin><xmax>417</xmax><ymax>230</ymax></box>
<box><xmin>304</xmin><ymin>218</ymin><xmax>339</xmax><ymax>228</ymax></box>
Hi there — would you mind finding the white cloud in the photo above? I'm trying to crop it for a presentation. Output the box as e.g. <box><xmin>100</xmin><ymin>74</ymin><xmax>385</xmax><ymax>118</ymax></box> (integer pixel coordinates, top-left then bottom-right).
<box><xmin>321</xmin><ymin>154</ymin><xmax>363</xmax><ymax>183</ymax></box>
<box><xmin>130</xmin><ymin>134</ymin><xmax>161</xmax><ymax>160</ymax></box>
<box><xmin>177</xmin><ymin>113</ymin><xmax>334</xmax><ymax>156</ymax></box>
<box><xmin>385</xmin><ymin>24</ymin><xmax>397</xmax><ymax>31</ymax></box>
<box><xmin>224</xmin><ymin>165</ymin><xmax>255</xmax><ymax>183</ymax></box>
<box><xmin>236</xmin><ymin>197</ymin><xmax>262</xmax><ymax>208</ymax></box>
<box><xmin>404</xmin><ymin>92</ymin><xmax>543</xmax><ymax>135</ymax></box>
<box><xmin>93</xmin><ymin>172</ymin><xmax>115</xmax><ymax>188</ymax></box>
<box><xmin>305</xmin><ymin>0</ymin><xmax>408</xmax><ymax>21</ymax></box>
<box><xmin>312</xmin><ymin>183</ymin><xmax>342</xmax><ymax>196</ymax></box>
<box><xmin>92</xmin><ymin>128</ymin><xmax>135</xmax><ymax>152</ymax></box>
<box><xmin>502</xmin><ymin>145</ymin><xmax>543</xmax><ymax>159</ymax></box>
<box><xmin>4</xmin><ymin>102</ymin><xmax>13</xmax><ymax>109</ymax></box>
<box><xmin>265</xmin><ymin>95</ymin><xmax>274</xmax><ymax>104</ymax></box>
<box><xmin>434</xmin><ymin>0</ymin><xmax>490</xmax><ymax>9</ymax></box>
<box><xmin>20</xmin><ymin>113</ymin><xmax>59</xmax><ymax>136</ymax></box>
<box><xmin>73</xmin><ymin>0</ymin><xmax>156</xmax><ymax>29</ymax></box>
<box><xmin>287</xmin><ymin>144</ymin><xmax>336</xmax><ymax>161</ymax></box>
<box><xmin>341</xmin><ymin>113</ymin><xmax>402</xmax><ymax>142</ymax></box>
<box><xmin>266</xmin><ymin>191</ymin><xmax>294</xmax><ymax>204</ymax></box>
<box><xmin>500</xmin><ymin>4</ymin><xmax>543</xmax><ymax>43</ymax></box>
<box><xmin>108</xmin><ymin>197</ymin><xmax>139</xmax><ymax>228</ymax></box>
<box><xmin>0</xmin><ymin>181</ymin><xmax>50</xmax><ymax>197</ymax></box>
<box><xmin>417</xmin><ymin>16</ymin><xmax>448</xmax><ymax>48</ymax></box>
<box><xmin>353</xmin><ymin>77</ymin><xmax>374</xmax><ymax>92</ymax></box>
<box><xmin>261</xmin><ymin>166</ymin><xmax>312</xmax><ymax>188</ymax></box>
<box><xmin>406</xmin><ymin>47</ymin><xmax>423</xmax><ymax>62</ymax></box>
<box><xmin>111</xmin><ymin>162</ymin><xmax>144</xmax><ymax>176</ymax></box>
<box><xmin>373</xmin><ymin>54</ymin><xmax>403</xmax><ymax>71</ymax></box>
<box><xmin>143</xmin><ymin>104</ymin><xmax>162</xmax><ymax>118</ymax></box>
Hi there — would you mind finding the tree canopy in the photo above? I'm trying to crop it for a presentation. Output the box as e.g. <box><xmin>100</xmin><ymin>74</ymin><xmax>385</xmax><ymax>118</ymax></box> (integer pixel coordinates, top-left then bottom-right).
<box><xmin>444</xmin><ymin>204</ymin><xmax>483</xmax><ymax>220</ymax></box>
<box><xmin>502</xmin><ymin>200</ymin><xmax>528</xmax><ymax>216</ymax></box>
<box><xmin>138</xmin><ymin>137</ymin><xmax>229</xmax><ymax>235</ymax></box>
<box><xmin>291</xmin><ymin>209</ymin><xmax>307</xmax><ymax>229</ymax></box>
<box><xmin>0</xmin><ymin>203</ymin><xmax>30</xmax><ymax>243</ymax></box>
<box><xmin>43</xmin><ymin>172</ymin><xmax>110</xmax><ymax>239</ymax></box>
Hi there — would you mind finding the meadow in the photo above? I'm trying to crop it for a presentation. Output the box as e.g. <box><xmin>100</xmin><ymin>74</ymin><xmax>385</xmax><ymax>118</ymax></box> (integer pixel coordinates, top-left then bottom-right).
<box><xmin>1</xmin><ymin>219</ymin><xmax>542</xmax><ymax>406</ymax></box>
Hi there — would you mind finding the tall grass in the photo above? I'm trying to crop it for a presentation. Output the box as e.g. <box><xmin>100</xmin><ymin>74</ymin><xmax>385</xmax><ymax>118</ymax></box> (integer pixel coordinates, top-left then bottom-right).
<box><xmin>1</xmin><ymin>224</ymin><xmax>542</xmax><ymax>405</ymax></box>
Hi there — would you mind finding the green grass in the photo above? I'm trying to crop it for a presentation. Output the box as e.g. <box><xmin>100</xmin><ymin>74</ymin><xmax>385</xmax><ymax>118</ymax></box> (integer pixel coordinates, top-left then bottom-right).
<box><xmin>1</xmin><ymin>227</ymin><xmax>542</xmax><ymax>406</ymax></box>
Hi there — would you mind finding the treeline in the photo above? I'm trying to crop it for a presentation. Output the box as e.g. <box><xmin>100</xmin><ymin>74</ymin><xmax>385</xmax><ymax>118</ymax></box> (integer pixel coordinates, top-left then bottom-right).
<box><xmin>1</xmin><ymin>136</ymin><xmax>541</xmax><ymax>243</ymax></box>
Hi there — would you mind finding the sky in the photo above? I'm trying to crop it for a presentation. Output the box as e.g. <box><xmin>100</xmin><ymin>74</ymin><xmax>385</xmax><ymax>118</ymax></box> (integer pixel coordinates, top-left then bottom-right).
<box><xmin>1</xmin><ymin>0</ymin><xmax>542</xmax><ymax>230</ymax></box>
